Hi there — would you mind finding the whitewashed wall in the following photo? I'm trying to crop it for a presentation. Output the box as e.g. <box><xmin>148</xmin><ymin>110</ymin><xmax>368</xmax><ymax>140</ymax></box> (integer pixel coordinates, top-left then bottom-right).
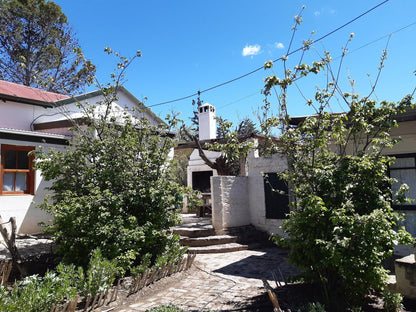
<box><xmin>0</xmin><ymin>139</ymin><xmax>66</xmax><ymax>234</ymax></box>
<box><xmin>246</xmin><ymin>150</ymin><xmax>288</xmax><ymax>235</ymax></box>
<box><xmin>0</xmin><ymin>101</ymin><xmax>48</xmax><ymax>131</ymax></box>
<box><xmin>211</xmin><ymin>149</ymin><xmax>288</xmax><ymax>235</ymax></box>
<box><xmin>187</xmin><ymin>149</ymin><xmax>219</xmax><ymax>189</ymax></box>
<box><xmin>211</xmin><ymin>176</ymin><xmax>250</xmax><ymax>231</ymax></box>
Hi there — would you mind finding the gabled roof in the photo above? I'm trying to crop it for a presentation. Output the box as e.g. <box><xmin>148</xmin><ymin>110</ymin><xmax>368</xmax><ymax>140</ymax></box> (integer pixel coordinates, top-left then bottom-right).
<box><xmin>54</xmin><ymin>85</ymin><xmax>164</xmax><ymax>124</ymax></box>
<box><xmin>0</xmin><ymin>80</ymin><xmax>69</xmax><ymax>107</ymax></box>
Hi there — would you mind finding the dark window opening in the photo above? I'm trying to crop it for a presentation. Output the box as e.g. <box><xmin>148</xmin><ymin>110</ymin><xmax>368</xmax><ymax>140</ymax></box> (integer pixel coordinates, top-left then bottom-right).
<box><xmin>192</xmin><ymin>170</ymin><xmax>213</xmax><ymax>193</ymax></box>
<box><xmin>264</xmin><ymin>172</ymin><xmax>289</xmax><ymax>219</ymax></box>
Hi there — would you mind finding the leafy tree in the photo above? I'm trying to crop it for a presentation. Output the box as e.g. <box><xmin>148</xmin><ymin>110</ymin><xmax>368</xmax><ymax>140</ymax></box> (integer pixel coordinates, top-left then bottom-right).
<box><xmin>216</xmin><ymin>117</ymin><xmax>258</xmax><ymax>139</ymax></box>
<box><xmin>261</xmin><ymin>12</ymin><xmax>414</xmax><ymax>310</ymax></box>
<box><xmin>0</xmin><ymin>0</ymin><xmax>95</xmax><ymax>94</ymax></box>
<box><xmin>33</xmin><ymin>50</ymin><xmax>191</xmax><ymax>273</ymax></box>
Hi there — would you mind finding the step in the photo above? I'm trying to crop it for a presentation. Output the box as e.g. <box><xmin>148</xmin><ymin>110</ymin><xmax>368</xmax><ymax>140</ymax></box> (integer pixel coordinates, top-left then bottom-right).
<box><xmin>180</xmin><ymin>234</ymin><xmax>238</xmax><ymax>247</ymax></box>
<box><xmin>172</xmin><ymin>225</ymin><xmax>215</xmax><ymax>238</ymax></box>
<box><xmin>187</xmin><ymin>242</ymin><xmax>264</xmax><ymax>254</ymax></box>
<box><xmin>181</xmin><ymin>214</ymin><xmax>211</xmax><ymax>225</ymax></box>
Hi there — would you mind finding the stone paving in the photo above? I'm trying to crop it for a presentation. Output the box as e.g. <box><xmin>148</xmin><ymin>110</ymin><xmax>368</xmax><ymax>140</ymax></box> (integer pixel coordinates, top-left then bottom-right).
<box><xmin>113</xmin><ymin>247</ymin><xmax>298</xmax><ymax>312</ymax></box>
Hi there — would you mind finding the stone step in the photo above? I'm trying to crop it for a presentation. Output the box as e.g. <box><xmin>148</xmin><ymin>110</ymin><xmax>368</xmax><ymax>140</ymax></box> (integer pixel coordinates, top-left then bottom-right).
<box><xmin>172</xmin><ymin>225</ymin><xmax>215</xmax><ymax>238</ymax></box>
<box><xmin>181</xmin><ymin>214</ymin><xmax>211</xmax><ymax>225</ymax></box>
<box><xmin>187</xmin><ymin>242</ymin><xmax>263</xmax><ymax>254</ymax></box>
<box><xmin>180</xmin><ymin>234</ymin><xmax>238</xmax><ymax>247</ymax></box>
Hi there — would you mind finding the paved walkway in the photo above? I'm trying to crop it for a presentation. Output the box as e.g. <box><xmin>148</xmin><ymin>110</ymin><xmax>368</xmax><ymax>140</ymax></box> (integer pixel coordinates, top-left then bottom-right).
<box><xmin>113</xmin><ymin>247</ymin><xmax>298</xmax><ymax>312</ymax></box>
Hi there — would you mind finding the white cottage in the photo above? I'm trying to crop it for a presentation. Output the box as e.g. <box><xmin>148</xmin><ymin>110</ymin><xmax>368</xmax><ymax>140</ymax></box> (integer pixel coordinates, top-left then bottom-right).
<box><xmin>0</xmin><ymin>80</ymin><xmax>162</xmax><ymax>234</ymax></box>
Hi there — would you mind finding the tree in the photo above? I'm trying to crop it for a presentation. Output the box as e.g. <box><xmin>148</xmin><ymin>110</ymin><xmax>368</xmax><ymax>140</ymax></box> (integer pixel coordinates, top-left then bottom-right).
<box><xmin>260</xmin><ymin>12</ymin><xmax>414</xmax><ymax>310</ymax></box>
<box><xmin>0</xmin><ymin>0</ymin><xmax>95</xmax><ymax>94</ymax></box>
<box><xmin>216</xmin><ymin>117</ymin><xmax>258</xmax><ymax>139</ymax></box>
<box><xmin>33</xmin><ymin>50</ymin><xmax>192</xmax><ymax>273</ymax></box>
<box><xmin>190</xmin><ymin>91</ymin><xmax>203</xmax><ymax>134</ymax></box>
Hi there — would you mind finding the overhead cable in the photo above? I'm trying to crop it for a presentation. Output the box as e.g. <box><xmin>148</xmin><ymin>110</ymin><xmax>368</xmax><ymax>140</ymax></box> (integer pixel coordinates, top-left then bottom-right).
<box><xmin>149</xmin><ymin>0</ymin><xmax>390</xmax><ymax>108</ymax></box>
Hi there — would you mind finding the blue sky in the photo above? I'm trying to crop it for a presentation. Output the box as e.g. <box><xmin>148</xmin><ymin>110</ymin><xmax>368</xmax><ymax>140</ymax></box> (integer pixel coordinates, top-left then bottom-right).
<box><xmin>54</xmin><ymin>0</ymin><xmax>416</xmax><ymax>127</ymax></box>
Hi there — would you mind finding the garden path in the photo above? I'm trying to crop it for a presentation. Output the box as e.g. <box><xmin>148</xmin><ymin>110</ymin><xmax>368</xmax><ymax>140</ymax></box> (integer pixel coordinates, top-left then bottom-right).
<box><xmin>112</xmin><ymin>246</ymin><xmax>297</xmax><ymax>312</ymax></box>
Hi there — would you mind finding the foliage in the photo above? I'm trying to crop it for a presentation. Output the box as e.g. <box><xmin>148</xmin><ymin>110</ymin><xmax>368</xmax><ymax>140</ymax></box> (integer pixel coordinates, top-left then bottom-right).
<box><xmin>33</xmin><ymin>51</ymin><xmax>191</xmax><ymax>273</ymax></box>
<box><xmin>262</xmin><ymin>11</ymin><xmax>414</xmax><ymax>309</ymax></box>
<box><xmin>171</xmin><ymin>150</ymin><xmax>191</xmax><ymax>187</ymax></box>
<box><xmin>145</xmin><ymin>304</ymin><xmax>184</xmax><ymax>312</ymax></box>
<box><xmin>80</xmin><ymin>248</ymin><xmax>118</xmax><ymax>297</ymax></box>
<box><xmin>0</xmin><ymin>268</ymin><xmax>77</xmax><ymax>312</ymax></box>
<box><xmin>0</xmin><ymin>0</ymin><xmax>95</xmax><ymax>93</ymax></box>
<box><xmin>0</xmin><ymin>249</ymin><xmax>119</xmax><ymax>311</ymax></box>
<box><xmin>382</xmin><ymin>290</ymin><xmax>403</xmax><ymax>312</ymax></box>
<box><xmin>206</xmin><ymin>118</ymin><xmax>255</xmax><ymax>175</ymax></box>
<box><xmin>297</xmin><ymin>302</ymin><xmax>326</xmax><ymax>312</ymax></box>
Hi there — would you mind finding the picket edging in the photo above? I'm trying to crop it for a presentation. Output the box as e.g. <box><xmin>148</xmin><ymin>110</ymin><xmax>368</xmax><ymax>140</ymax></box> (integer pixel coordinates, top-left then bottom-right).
<box><xmin>50</xmin><ymin>253</ymin><xmax>196</xmax><ymax>312</ymax></box>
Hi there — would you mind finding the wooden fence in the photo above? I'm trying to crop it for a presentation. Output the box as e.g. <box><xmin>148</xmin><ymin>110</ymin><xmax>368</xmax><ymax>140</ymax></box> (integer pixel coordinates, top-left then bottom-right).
<box><xmin>49</xmin><ymin>253</ymin><xmax>196</xmax><ymax>312</ymax></box>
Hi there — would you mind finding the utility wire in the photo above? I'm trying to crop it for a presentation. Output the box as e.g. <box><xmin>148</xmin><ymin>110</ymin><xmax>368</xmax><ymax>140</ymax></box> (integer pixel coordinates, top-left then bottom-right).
<box><xmin>204</xmin><ymin>19</ymin><xmax>416</xmax><ymax>111</ymax></box>
<box><xmin>148</xmin><ymin>0</ymin><xmax>390</xmax><ymax>108</ymax></box>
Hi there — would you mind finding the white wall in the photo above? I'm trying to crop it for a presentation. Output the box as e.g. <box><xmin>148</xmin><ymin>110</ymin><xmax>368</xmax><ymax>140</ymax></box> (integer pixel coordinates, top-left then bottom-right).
<box><xmin>0</xmin><ymin>139</ymin><xmax>66</xmax><ymax>234</ymax></box>
<box><xmin>211</xmin><ymin>176</ymin><xmax>250</xmax><ymax>231</ymax></box>
<box><xmin>187</xmin><ymin>149</ymin><xmax>219</xmax><ymax>188</ymax></box>
<box><xmin>210</xmin><ymin>149</ymin><xmax>288</xmax><ymax>235</ymax></box>
<box><xmin>0</xmin><ymin>101</ymin><xmax>48</xmax><ymax>131</ymax></box>
<box><xmin>246</xmin><ymin>150</ymin><xmax>288</xmax><ymax>235</ymax></box>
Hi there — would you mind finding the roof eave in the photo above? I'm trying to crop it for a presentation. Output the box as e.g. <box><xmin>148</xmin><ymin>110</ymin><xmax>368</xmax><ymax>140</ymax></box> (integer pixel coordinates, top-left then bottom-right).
<box><xmin>0</xmin><ymin>93</ymin><xmax>53</xmax><ymax>108</ymax></box>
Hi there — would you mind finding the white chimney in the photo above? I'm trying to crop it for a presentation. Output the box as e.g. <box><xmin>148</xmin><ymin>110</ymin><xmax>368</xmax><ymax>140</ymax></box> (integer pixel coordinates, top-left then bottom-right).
<box><xmin>198</xmin><ymin>103</ymin><xmax>216</xmax><ymax>141</ymax></box>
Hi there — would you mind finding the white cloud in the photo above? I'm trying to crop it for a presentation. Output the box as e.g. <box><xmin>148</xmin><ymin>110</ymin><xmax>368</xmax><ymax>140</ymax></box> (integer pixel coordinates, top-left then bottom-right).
<box><xmin>242</xmin><ymin>44</ymin><xmax>261</xmax><ymax>57</ymax></box>
<box><xmin>314</xmin><ymin>11</ymin><xmax>321</xmax><ymax>16</ymax></box>
<box><xmin>275</xmin><ymin>42</ymin><xmax>284</xmax><ymax>49</ymax></box>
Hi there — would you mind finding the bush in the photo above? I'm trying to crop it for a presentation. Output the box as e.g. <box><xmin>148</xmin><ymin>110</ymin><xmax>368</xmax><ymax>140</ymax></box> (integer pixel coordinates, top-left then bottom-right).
<box><xmin>34</xmin><ymin>81</ymin><xmax>193</xmax><ymax>273</ymax></box>
<box><xmin>383</xmin><ymin>290</ymin><xmax>403</xmax><ymax>312</ymax></box>
<box><xmin>261</xmin><ymin>22</ymin><xmax>414</xmax><ymax>309</ymax></box>
<box><xmin>0</xmin><ymin>249</ymin><xmax>118</xmax><ymax>311</ymax></box>
<box><xmin>0</xmin><ymin>270</ymin><xmax>78</xmax><ymax>312</ymax></box>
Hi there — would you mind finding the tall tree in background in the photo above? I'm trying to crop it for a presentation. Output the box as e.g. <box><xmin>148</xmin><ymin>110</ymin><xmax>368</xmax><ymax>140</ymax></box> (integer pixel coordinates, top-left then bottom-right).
<box><xmin>0</xmin><ymin>0</ymin><xmax>95</xmax><ymax>94</ymax></box>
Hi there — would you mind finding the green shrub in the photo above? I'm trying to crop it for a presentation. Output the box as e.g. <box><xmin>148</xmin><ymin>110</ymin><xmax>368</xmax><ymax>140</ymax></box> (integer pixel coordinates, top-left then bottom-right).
<box><xmin>262</xmin><ymin>22</ymin><xmax>414</xmax><ymax>309</ymax></box>
<box><xmin>80</xmin><ymin>248</ymin><xmax>119</xmax><ymax>297</ymax></box>
<box><xmin>34</xmin><ymin>85</ymin><xmax>191</xmax><ymax>273</ymax></box>
<box><xmin>146</xmin><ymin>304</ymin><xmax>184</xmax><ymax>312</ymax></box>
<box><xmin>0</xmin><ymin>270</ymin><xmax>78</xmax><ymax>312</ymax></box>
<box><xmin>0</xmin><ymin>249</ymin><xmax>119</xmax><ymax>311</ymax></box>
<box><xmin>383</xmin><ymin>290</ymin><xmax>403</xmax><ymax>312</ymax></box>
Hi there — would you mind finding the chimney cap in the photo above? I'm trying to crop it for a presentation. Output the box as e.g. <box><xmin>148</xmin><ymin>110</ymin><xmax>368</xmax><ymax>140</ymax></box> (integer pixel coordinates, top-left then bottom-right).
<box><xmin>199</xmin><ymin>103</ymin><xmax>215</xmax><ymax>114</ymax></box>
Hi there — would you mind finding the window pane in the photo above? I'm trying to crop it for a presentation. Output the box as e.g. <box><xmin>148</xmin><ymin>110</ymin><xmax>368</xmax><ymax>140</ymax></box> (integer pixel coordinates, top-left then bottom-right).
<box><xmin>390</xmin><ymin>157</ymin><xmax>415</xmax><ymax>169</ymax></box>
<box><xmin>391</xmin><ymin>168</ymin><xmax>416</xmax><ymax>205</ymax></box>
<box><xmin>2</xmin><ymin>172</ymin><xmax>14</xmax><ymax>191</ymax></box>
<box><xmin>15</xmin><ymin>173</ymin><xmax>27</xmax><ymax>191</ymax></box>
<box><xmin>17</xmin><ymin>151</ymin><xmax>29</xmax><ymax>169</ymax></box>
<box><xmin>4</xmin><ymin>150</ymin><xmax>16</xmax><ymax>169</ymax></box>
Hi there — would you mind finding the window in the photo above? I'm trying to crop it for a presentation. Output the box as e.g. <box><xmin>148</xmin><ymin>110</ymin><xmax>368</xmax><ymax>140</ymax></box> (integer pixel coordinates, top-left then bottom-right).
<box><xmin>0</xmin><ymin>145</ymin><xmax>35</xmax><ymax>195</ymax></box>
<box><xmin>389</xmin><ymin>154</ymin><xmax>416</xmax><ymax>209</ymax></box>
<box><xmin>263</xmin><ymin>172</ymin><xmax>289</xmax><ymax>219</ymax></box>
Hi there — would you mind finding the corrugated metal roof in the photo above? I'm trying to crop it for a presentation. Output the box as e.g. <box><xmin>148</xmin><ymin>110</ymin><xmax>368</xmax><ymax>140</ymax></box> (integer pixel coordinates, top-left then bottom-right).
<box><xmin>0</xmin><ymin>80</ymin><xmax>69</xmax><ymax>103</ymax></box>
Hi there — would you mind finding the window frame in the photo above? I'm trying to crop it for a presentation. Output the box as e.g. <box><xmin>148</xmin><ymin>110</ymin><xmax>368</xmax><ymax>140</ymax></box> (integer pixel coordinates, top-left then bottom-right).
<box><xmin>388</xmin><ymin>153</ymin><xmax>416</xmax><ymax>210</ymax></box>
<box><xmin>0</xmin><ymin>144</ymin><xmax>35</xmax><ymax>195</ymax></box>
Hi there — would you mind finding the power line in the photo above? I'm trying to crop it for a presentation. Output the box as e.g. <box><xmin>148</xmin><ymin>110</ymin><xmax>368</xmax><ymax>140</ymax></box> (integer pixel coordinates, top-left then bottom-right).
<box><xmin>148</xmin><ymin>0</ymin><xmax>390</xmax><ymax>108</ymax></box>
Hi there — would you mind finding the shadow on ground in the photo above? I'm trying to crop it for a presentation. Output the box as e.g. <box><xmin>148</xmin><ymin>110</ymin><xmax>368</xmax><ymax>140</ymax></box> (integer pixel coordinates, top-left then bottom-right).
<box><xmin>212</xmin><ymin>247</ymin><xmax>299</xmax><ymax>282</ymax></box>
